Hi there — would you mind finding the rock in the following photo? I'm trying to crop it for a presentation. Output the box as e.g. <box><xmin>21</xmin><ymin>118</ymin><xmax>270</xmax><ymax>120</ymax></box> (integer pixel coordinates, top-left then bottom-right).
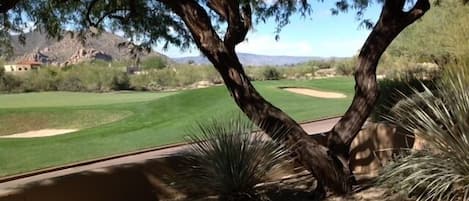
<box><xmin>315</xmin><ymin>68</ymin><xmax>336</xmax><ymax>77</ymax></box>
<box><xmin>19</xmin><ymin>49</ymin><xmax>54</xmax><ymax>65</ymax></box>
<box><xmin>63</xmin><ymin>48</ymin><xmax>112</xmax><ymax>66</ymax></box>
<box><xmin>191</xmin><ymin>80</ymin><xmax>213</xmax><ymax>89</ymax></box>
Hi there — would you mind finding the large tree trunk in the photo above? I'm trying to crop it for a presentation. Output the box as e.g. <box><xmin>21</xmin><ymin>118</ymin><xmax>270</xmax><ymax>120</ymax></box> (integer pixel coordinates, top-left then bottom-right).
<box><xmin>160</xmin><ymin>0</ymin><xmax>353</xmax><ymax>196</ymax></box>
<box><xmin>160</xmin><ymin>0</ymin><xmax>431</xmax><ymax>197</ymax></box>
<box><xmin>327</xmin><ymin>0</ymin><xmax>431</xmax><ymax>160</ymax></box>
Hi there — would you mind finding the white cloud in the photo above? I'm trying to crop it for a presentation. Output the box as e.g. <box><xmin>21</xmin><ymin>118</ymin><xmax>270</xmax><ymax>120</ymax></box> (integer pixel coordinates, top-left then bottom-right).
<box><xmin>236</xmin><ymin>35</ymin><xmax>315</xmax><ymax>56</ymax></box>
<box><xmin>156</xmin><ymin>33</ymin><xmax>366</xmax><ymax>58</ymax></box>
<box><xmin>311</xmin><ymin>39</ymin><xmax>364</xmax><ymax>57</ymax></box>
<box><xmin>235</xmin><ymin>33</ymin><xmax>365</xmax><ymax>57</ymax></box>
<box><xmin>8</xmin><ymin>21</ymin><xmax>36</xmax><ymax>35</ymax></box>
<box><xmin>263</xmin><ymin>0</ymin><xmax>277</xmax><ymax>4</ymax></box>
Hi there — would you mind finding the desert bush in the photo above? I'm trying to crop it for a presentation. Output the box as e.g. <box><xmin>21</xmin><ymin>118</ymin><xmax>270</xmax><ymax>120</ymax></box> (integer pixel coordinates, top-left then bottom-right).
<box><xmin>310</xmin><ymin>60</ymin><xmax>333</xmax><ymax>69</ymax></box>
<box><xmin>377</xmin><ymin>71</ymin><xmax>469</xmax><ymax>201</ymax></box>
<box><xmin>0</xmin><ymin>68</ymin><xmax>22</xmax><ymax>92</ymax></box>
<box><xmin>62</xmin><ymin>65</ymin><xmax>125</xmax><ymax>92</ymax></box>
<box><xmin>57</xmin><ymin>74</ymin><xmax>85</xmax><ymax>91</ymax></box>
<box><xmin>180</xmin><ymin>117</ymin><xmax>290</xmax><ymax>201</ymax></box>
<box><xmin>334</xmin><ymin>57</ymin><xmax>357</xmax><ymax>76</ymax></box>
<box><xmin>372</xmin><ymin>77</ymin><xmax>436</xmax><ymax>121</ymax></box>
<box><xmin>129</xmin><ymin>69</ymin><xmax>177</xmax><ymax>90</ymax></box>
<box><xmin>111</xmin><ymin>72</ymin><xmax>130</xmax><ymax>90</ymax></box>
<box><xmin>20</xmin><ymin>68</ymin><xmax>61</xmax><ymax>92</ymax></box>
<box><xmin>245</xmin><ymin>67</ymin><xmax>265</xmax><ymax>81</ymax></box>
<box><xmin>335</xmin><ymin>62</ymin><xmax>354</xmax><ymax>76</ymax></box>
<box><xmin>129</xmin><ymin>65</ymin><xmax>221</xmax><ymax>90</ymax></box>
<box><xmin>141</xmin><ymin>56</ymin><xmax>167</xmax><ymax>70</ymax></box>
<box><xmin>262</xmin><ymin>67</ymin><xmax>281</xmax><ymax>80</ymax></box>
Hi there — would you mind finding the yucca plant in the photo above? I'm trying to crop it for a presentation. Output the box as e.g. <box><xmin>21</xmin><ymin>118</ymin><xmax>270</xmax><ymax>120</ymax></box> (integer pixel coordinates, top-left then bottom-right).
<box><xmin>377</xmin><ymin>72</ymin><xmax>469</xmax><ymax>201</ymax></box>
<box><xmin>180</xmin><ymin>117</ymin><xmax>290</xmax><ymax>201</ymax></box>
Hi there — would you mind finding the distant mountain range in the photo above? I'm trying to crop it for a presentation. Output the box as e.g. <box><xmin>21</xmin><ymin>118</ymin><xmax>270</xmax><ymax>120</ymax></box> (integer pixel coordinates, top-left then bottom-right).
<box><xmin>172</xmin><ymin>53</ymin><xmax>341</xmax><ymax>66</ymax></box>
<box><xmin>7</xmin><ymin>30</ymin><xmax>167</xmax><ymax>66</ymax></box>
<box><xmin>7</xmin><ymin>30</ymin><xmax>344</xmax><ymax>67</ymax></box>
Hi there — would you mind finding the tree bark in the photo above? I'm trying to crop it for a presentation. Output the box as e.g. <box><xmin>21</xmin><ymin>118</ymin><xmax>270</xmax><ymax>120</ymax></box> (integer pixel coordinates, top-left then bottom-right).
<box><xmin>327</xmin><ymin>0</ymin><xmax>431</xmax><ymax>159</ymax></box>
<box><xmin>159</xmin><ymin>0</ymin><xmax>353</xmax><ymax>195</ymax></box>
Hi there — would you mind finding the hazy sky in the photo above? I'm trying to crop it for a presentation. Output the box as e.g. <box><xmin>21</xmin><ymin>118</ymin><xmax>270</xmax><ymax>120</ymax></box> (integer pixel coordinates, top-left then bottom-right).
<box><xmin>157</xmin><ymin>1</ymin><xmax>382</xmax><ymax>58</ymax></box>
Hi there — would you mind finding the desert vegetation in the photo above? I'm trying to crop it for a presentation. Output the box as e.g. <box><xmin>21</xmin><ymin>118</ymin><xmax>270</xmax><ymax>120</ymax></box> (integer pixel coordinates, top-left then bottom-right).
<box><xmin>0</xmin><ymin>59</ymin><xmax>357</xmax><ymax>93</ymax></box>
<box><xmin>377</xmin><ymin>67</ymin><xmax>469</xmax><ymax>201</ymax></box>
<box><xmin>2</xmin><ymin>0</ymin><xmax>469</xmax><ymax>200</ymax></box>
<box><xmin>369</xmin><ymin>1</ymin><xmax>469</xmax><ymax>200</ymax></box>
<box><xmin>180</xmin><ymin>117</ymin><xmax>290</xmax><ymax>201</ymax></box>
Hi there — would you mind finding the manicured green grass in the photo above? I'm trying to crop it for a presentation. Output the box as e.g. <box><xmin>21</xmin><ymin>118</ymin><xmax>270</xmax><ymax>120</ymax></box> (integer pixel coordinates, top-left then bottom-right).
<box><xmin>0</xmin><ymin>91</ymin><xmax>176</xmax><ymax>108</ymax></box>
<box><xmin>0</xmin><ymin>77</ymin><xmax>354</xmax><ymax>176</ymax></box>
<box><xmin>0</xmin><ymin>110</ymin><xmax>133</xmax><ymax>136</ymax></box>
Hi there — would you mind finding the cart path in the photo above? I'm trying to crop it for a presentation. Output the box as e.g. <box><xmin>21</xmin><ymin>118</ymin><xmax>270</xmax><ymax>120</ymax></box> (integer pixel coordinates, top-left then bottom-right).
<box><xmin>0</xmin><ymin>117</ymin><xmax>340</xmax><ymax>192</ymax></box>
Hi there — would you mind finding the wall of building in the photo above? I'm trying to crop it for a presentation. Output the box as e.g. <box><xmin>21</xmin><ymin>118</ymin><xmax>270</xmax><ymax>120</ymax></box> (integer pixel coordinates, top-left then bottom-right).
<box><xmin>3</xmin><ymin>65</ymin><xmax>39</xmax><ymax>73</ymax></box>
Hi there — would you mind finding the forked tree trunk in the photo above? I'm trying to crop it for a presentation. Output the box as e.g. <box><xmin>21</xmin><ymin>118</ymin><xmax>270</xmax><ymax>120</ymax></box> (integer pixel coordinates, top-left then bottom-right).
<box><xmin>160</xmin><ymin>0</ymin><xmax>353</xmax><ymax>195</ymax></box>
<box><xmin>160</xmin><ymin>0</ymin><xmax>431</xmax><ymax>197</ymax></box>
<box><xmin>327</xmin><ymin>0</ymin><xmax>431</xmax><ymax>160</ymax></box>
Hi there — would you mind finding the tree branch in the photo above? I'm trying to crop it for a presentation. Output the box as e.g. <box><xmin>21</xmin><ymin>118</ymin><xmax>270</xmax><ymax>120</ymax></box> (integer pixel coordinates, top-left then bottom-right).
<box><xmin>328</xmin><ymin>0</ymin><xmax>431</xmax><ymax>160</ymax></box>
<box><xmin>207</xmin><ymin>0</ymin><xmax>228</xmax><ymax>19</ymax></box>
<box><xmin>159</xmin><ymin>0</ymin><xmax>353</xmax><ymax>194</ymax></box>
<box><xmin>405</xmin><ymin>0</ymin><xmax>431</xmax><ymax>23</ymax></box>
<box><xmin>383</xmin><ymin>0</ymin><xmax>406</xmax><ymax>12</ymax></box>
<box><xmin>207</xmin><ymin>0</ymin><xmax>251</xmax><ymax>50</ymax></box>
<box><xmin>86</xmin><ymin>0</ymin><xmax>132</xmax><ymax>27</ymax></box>
<box><xmin>0</xmin><ymin>0</ymin><xmax>20</xmax><ymax>14</ymax></box>
<box><xmin>86</xmin><ymin>0</ymin><xmax>101</xmax><ymax>26</ymax></box>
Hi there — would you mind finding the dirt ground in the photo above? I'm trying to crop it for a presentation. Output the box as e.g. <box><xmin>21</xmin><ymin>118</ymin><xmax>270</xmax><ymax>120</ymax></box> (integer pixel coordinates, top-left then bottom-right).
<box><xmin>0</xmin><ymin>129</ymin><xmax>78</xmax><ymax>138</ymax></box>
<box><xmin>282</xmin><ymin>88</ymin><xmax>347</xmax><ymax>99</ymax></box>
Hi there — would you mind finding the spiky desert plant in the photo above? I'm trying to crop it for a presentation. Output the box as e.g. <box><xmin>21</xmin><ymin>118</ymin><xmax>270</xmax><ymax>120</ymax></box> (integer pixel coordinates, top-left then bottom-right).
<box><xmin>181</xmin><ymin>117</ymin><xmax>290</xmax><ymax>201</ymax></box>
<box><xmin>377</xmin><ymin>72</ymin><xmax>469</xmax><ymax>201</ymax></box>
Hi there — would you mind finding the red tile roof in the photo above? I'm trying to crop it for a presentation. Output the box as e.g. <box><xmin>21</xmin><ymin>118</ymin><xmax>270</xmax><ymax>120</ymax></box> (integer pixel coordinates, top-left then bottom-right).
<box><xmin>17</xmin><ymin>60</ymin><xmax>42</xmax><ymax>65</ymax></box>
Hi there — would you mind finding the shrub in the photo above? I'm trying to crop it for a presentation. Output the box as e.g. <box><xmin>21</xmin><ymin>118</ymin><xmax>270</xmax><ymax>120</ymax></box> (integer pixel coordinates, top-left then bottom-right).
<box><xmin>180</xmin><ymin>117</ymin><xmax>289</xmax><ymax>201</ymax></box>
<box><xmin>111</xmin><ymin>72</ymin><xmax>130</xmax><ymax>90</ymax></box>
<box><xmin>21</xmin><ymin>68</ymin><xmax>61</xmax><ymax>92</ymax></box>
<box><xmin>262</xmin><ymin>67</ymin><xmax>281</xmax><ymax>80</ymax></box>
<box><xmin>57</xmin><ymin>74</ymin><xmax>84</xmax><ymax>91</ymax></box>
<box><xmin>372</xmin><ymin>77</ymin><xmax>436</xmax><ymax>121</ymax></box>
<box><xmin>377</xmin><ymin>72</ymin><xmax>469</xmax><ymax>201</ymax></box>
<box><xmin>0</xmin><ymin>68</ymin><xmax>22</xmax><ymax>92</ymax></box>
<box><xmin>334</xmin><ymin>58</ymin><xmax>356</xmax><ymax>76</ymax></box>
<box><xmin>141</xmin><ymin>56</ymin><xmax>167</xmax><ymax>70</ymax></box>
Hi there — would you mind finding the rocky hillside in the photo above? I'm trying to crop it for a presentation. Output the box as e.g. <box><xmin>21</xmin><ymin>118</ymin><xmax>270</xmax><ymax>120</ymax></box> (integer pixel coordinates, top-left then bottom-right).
<box><xmin>8</xmin><ymin>30</ymin><xmax>168</xmax><ymax>66</ymax></box>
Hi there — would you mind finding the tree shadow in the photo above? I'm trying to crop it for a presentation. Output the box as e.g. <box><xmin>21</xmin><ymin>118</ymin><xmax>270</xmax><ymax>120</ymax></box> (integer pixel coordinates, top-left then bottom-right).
<box><xmin>0</xmin><ymin>155</ymin><xmax>209</xmax><ymax>201</ymax></box>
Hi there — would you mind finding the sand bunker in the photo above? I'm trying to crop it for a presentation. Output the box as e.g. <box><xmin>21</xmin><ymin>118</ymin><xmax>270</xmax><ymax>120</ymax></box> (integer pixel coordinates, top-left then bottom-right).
<box><xmin>282</xmin><ymin>87</ymin><xmax>346</xmax><ymax>99</ymax></box>
<box><xmin>1</xmin><ymin>129</ymin><xmax>78</xmax><ymax>138</ymax></box>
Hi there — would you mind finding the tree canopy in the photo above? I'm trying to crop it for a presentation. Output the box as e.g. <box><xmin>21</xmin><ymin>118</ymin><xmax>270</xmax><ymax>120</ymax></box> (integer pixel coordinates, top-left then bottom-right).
<box><xmin>0</xmin><ymin>0</ymin><xmax>439</xmax><ymax>197</ymax></box>
<box><xmin>1</xmin><ymin>0</ymin><xmax>388</xmax><ymax>58</ymax></box>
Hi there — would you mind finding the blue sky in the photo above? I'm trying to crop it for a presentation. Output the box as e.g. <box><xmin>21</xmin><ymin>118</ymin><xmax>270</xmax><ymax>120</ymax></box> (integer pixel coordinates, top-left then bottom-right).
<box><xmin>158</xmin><ymin>1</ymin><xmax>382</xmax><ymax>58</ymax></box>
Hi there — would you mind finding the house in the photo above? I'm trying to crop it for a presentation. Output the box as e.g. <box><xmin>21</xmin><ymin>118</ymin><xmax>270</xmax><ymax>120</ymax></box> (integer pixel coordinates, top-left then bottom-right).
<box><xmin>3</xmin><ymin>60</ymin><xmax>42</xmax><ymax>73</ymax></box>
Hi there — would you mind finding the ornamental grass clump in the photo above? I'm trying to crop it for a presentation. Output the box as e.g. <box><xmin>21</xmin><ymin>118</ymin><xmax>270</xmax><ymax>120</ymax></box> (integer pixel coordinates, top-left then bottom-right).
<box><xmin>377</xmin><ymin>72</ymin><xmax>469</xmax><ymax>201</ymax></box>
<box><xmin>181</xmin><ymin>117</ymin><xmax>290</xmax><ymax>201</ymax></box>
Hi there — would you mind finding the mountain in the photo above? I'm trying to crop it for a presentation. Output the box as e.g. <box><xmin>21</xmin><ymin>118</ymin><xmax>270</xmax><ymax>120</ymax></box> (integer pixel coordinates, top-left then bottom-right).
<box><xmin>8</xmin><ymin>30</ymin><xmax>168</xmax><ymax>66</ymax></box>
<box><xmin>173</xmin><ymin>53</ymin><xmax>330</xmax><ymax>66</ymax></box>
